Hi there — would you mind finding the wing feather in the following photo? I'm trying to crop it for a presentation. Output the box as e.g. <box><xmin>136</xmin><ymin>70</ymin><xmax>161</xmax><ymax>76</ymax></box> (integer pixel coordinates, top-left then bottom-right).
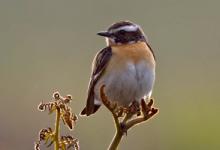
<box><xmin>81</xmin><ymin>46</ymin><xmax>112</xmax><ymax>116</ymax></box>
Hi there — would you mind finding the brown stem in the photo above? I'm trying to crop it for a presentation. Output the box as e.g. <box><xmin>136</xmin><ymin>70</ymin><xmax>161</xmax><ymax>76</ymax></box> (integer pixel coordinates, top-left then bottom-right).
<box><xmin>100</xmin><ymin>85</ymin><xmax>122</xmax><ymax>150</ymax></box>
<box><xmin>108</xmin><ymin>129</ymin><xmax>123</xmax><ymax>150</ymax></box>
<box><xmin>126</xmin><ymin>111</ymin><xmax>158</xmax><ymax>130</ymax></box>
<box><xmin>54</xmin><ymin>108</ymin><xmax>61</xmax><ymax>150</ymax></box>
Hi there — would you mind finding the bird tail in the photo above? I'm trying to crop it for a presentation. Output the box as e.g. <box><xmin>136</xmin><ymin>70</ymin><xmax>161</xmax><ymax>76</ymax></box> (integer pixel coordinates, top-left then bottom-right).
<box><xmin>80</xmin><ymin>104</ymin><xmax>101</xmax><ymax>116</ymax></box>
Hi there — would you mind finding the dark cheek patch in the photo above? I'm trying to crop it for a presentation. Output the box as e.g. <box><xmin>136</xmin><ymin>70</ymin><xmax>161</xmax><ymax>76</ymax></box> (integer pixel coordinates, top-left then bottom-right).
<box><xmin>115</xmin><ymin>32</ymin><xmax>139</xmax><ymax>43</ymax></box>
<box><xmin>115</xmin><ymin>36</ymin><xmax>128</xmax><ymax>43</ymax></box>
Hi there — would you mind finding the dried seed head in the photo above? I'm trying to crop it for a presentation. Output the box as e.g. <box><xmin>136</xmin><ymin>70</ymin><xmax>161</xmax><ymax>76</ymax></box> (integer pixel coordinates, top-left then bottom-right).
<box><xmin>66</xmin><ymin>94</ymin><xmax>72</xmax><ymax>100</ymax></box>
<box><xmin>38</xmin><ymin>102</ymin><xmax>45</xmax><ymax>111</ymax></box>
<box><xmin>53</xmin><ymin>91</ymin><xmax>60</xmax><ymax>100</ymax></box>
<box><xmin>63</xmin><ymin>95</ymin><xmax>72</xmax><ymax>103</ymax></box>
<box><xmin>36</xmin><ymin>91</ymin><xmax>79</xmax><ymax>150</ymax></box>
<box><xmin>59</xmin><ymin>103</ymin><xmax>66</xmax><ymax>109</ymax></box>
<box><xmin>63</xmin><ymin>98</ymin><xmax>70</xmax><ymax>104</ymax></box>
<box><xmin>34</xmin><ymin>141</ymin><xmax>40</xmax><ymax>150</ymax></box>
<box><xmin>60</xmin><ymin>135</ymin><xmax>79</xmax><ymax>150</ymax></box>
<box><xmin>47</xmin><ymin>127</ymin><xmax>52</xmax><ymax>132</ymax></box>
<box><xmin>48</xmin><ymin>102</ymin><xmax>56</xmax><ymax>112</ymax></box>
<box><xmin>39</xmin><ymin>131</ymin><xmax>46</xmax><ymax>141</ymax></box>
<box><xmin>39</xmin><ymin>128</ymin><xmax>52</xmax><ymax>141</ymax></box>
<box><xmin>62</xmin><ymin>112</ymin><xmax>73</xmax><ymax>130</ymax></box>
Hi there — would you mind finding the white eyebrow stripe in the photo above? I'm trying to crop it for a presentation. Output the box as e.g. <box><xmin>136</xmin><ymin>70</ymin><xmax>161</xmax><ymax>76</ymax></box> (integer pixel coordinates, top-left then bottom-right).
<box><xmin>111</xmin><ymin>25</ymin><xmax>139</xmax><ymax>33</ymax></box>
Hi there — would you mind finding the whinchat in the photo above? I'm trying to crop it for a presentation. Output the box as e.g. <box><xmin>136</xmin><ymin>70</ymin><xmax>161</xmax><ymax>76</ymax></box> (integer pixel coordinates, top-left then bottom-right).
<box><xmin>81</xmin><ymin>21</ymin><xmax>156</xmax><ymax>116</ymax></box>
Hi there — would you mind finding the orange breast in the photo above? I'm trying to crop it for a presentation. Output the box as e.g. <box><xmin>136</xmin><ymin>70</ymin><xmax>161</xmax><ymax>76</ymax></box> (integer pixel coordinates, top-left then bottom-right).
<box><xmin>107</xmin><ymin>42</ymin><xmax>155</xmax><ymax>71</ymax></box>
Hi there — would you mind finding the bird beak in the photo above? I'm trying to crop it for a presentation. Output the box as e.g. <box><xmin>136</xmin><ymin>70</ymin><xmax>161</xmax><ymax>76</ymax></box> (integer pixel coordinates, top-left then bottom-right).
<box><xmin>97</xmin><ymin>31</ymin><xmax>112</xmax><ymax>37</ymax></box>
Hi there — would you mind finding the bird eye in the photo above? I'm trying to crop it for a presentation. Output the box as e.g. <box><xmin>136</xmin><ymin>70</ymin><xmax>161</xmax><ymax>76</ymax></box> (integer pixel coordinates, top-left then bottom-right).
<box><xmin>119</xmin><ymin>30</ymin><xmax>126</xmax><ymax>35</ymax></box>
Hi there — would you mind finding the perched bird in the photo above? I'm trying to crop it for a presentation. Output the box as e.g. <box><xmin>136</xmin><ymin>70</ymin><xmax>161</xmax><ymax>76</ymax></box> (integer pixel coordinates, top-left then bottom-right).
<box><xmin>81</xmin><ymin>21</ymin><xmax>156</xmax><ymax>116</ymax></box>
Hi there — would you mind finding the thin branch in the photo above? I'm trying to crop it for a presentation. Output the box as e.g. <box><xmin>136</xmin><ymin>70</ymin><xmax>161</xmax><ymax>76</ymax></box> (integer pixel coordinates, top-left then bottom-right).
<box><xmin>100</xmin><ymin>85</ymin><xmax>123</xmax><ymax>150</ymax></box>
<box><xmin>100</xmin><ymin>85</ymin><xmax>159</xmax><ymax>150</ymax></box>
<box><xmin>125</xmin><ymin>109</ymin><xmax>158</xmax><ymax>130</ymax></box>
<box><xmin>54</xmin><ymin>108</ymin><xmax>61</xmax><ymax>150</ymax></box>
<box><xmin>100</xmin><ymin>86</ymin><xmax>120</xmax><ymax>129</ymax></box>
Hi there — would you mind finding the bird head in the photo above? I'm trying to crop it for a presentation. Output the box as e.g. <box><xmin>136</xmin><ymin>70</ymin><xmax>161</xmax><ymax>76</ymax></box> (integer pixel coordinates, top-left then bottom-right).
<box><xmin>97</xmin><ymin>21</ymin><xmax>147</xmax><ymax>46</ymax></box>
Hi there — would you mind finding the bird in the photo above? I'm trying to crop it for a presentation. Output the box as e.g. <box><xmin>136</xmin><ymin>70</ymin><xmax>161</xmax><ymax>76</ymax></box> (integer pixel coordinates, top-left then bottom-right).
<box><xmin>81</xmin><ymin>21</ymin><xmax>156</xmax><ymax>116</ymax></box>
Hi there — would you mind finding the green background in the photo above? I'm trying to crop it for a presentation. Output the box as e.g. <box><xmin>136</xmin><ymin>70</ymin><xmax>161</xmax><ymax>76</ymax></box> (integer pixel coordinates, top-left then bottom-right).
<box><xmin>0</xmin><ymin>0</ymin><xmax>219</xmax><ymax>149</ymax></box>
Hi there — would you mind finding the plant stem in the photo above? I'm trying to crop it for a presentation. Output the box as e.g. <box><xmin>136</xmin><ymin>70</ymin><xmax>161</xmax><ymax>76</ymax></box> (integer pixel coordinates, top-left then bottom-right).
<box><xmin>108</xmin><ymin>113</ymin><xmax>133</xmax><ymax>150</ymax></box>
<box><xmin>54</xmin><ymin>108</ymin><xmax>61</xmax><ymax>150</ymax></box>
<box><xmin>108</xmin><ymin>129</ymin><xmax>123</xmax><ymax>150</ymax></box>
<box><xmin>108</xmin><ymin>113</ymin><xmax>124</xmax><ymax>150</ymax></box>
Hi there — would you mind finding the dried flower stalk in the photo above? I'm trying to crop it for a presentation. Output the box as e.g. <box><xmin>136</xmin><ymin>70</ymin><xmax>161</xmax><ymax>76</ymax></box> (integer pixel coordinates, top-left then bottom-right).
<box><xmin>35</xmin><ymin>92</ymin><xmax>79</xmax><ymax>150</ymax></box>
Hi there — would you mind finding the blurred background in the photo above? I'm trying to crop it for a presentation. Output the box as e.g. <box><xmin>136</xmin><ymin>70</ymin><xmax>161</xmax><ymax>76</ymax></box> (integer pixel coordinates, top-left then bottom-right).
<box><xmin>0</xmin><ymin>0</ymin><xmax>220</xmax><ymax>149</ymax></box>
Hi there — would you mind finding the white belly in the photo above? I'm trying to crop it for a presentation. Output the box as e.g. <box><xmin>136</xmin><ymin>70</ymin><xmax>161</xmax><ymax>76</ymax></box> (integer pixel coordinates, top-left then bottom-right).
<box><xmin>95</xmin><ymin>60</ymin><xmax>155</xmax><ymax>106</ymax></box>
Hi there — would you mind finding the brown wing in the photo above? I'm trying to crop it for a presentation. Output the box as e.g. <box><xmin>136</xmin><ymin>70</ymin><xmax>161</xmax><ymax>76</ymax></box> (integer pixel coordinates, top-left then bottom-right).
<box><xmin>81</xmin><ymin>46</ymin><xmax>112</xmax><ymax>116</ymax></box>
